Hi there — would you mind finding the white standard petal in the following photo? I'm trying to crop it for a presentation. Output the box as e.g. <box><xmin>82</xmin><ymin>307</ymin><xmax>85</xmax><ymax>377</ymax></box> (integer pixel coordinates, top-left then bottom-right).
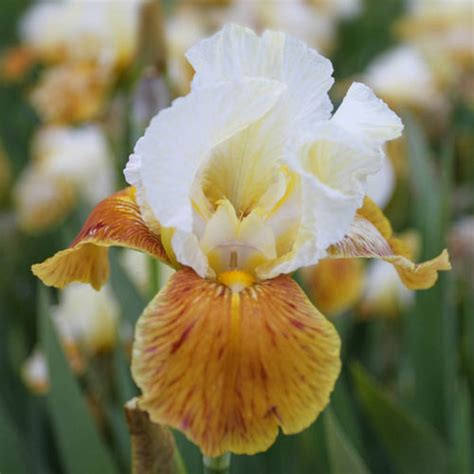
<box><xmin>260</xmin><ymin>119</ymin><xmax>388</xmax><ymax>279</ymax></box>
<box><xmin>332</xmin><ymin>82</ymin><xmax>403</xmax><ymax>148</ymax></box>
<box><xmin>126</xmin><ymin>78</ymin><xmax>285</xmax><ymax>234</ymax></box>
<box><xmin>297</xmin><ymin>123</ymin><xmax>381</xmax><ymax>198</ymax></box>
<box><xmin>258</xmin><ymin>170</ymin><xmax>356</xmax><ymax>280</ymax></box>
<box><xmin>186</xmin><ymin>23</ymin><xmax>334</xmax><ymax>125</ymax></box>
<box><xmin>366</xmin><ymin>153</ymin><xmax>395</xmax><ymax>209</ymax></box>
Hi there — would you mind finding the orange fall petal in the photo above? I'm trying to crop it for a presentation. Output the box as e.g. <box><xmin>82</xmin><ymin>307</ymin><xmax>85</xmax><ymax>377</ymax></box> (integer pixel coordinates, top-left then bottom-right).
<box><xmin>32</xmin><ymin>187</ymin><xmax>170</xmax><ymax>290</ymax></box>
<box><xmin>132</xmin><ymin>268</ymin><xmax>341</xmax><ymax>457</ymax></box>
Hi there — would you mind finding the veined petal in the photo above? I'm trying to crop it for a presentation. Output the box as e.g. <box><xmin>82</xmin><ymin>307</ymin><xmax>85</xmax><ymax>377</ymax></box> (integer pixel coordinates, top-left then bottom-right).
<box><xmin>126</xmin><ymin>78</ymin><xmax>285</xmax><ymax>235</ymax></box>
<box><xmin>332</xmin><ymin>82</ymin><xmax>403</xmax><ymax>148</ymax></box>
<box><xmin>132</xmin><ymin>268</ymin><xmax>341</xmax><ymax>456</ymax></box>
<box><xmin>328</xmin><ymin>197</ymin><xmax>451</xmax><ymax>290</ymax></box>
<box><xmin>186</xmin><ymin>23</ymin><xmax>334</xmax><ymax>125</ymax></box>
<box><xmin>32</xmin><ymin>187</ymin><xmax>170</xmax><ymax>290</ymax></box>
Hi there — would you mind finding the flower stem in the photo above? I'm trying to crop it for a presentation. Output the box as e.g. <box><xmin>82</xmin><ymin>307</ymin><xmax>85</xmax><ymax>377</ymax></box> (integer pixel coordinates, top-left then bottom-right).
<box><xmin>203</xmin><ymin>453</ymin><xmax>231</xmax><ymax>474</ymax></box>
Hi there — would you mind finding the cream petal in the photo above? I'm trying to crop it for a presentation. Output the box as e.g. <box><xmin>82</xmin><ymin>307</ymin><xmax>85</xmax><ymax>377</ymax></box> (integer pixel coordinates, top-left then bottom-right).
<box><xmin>257</xmin><ymin>174</ymin><xmax>355</xmax><ymax>279</ymax></box>
<box><xmin>366</xmin><ymin>153</ymin><xmax>395</xmax><ymax>209</ymax></box>
<box><xmin>262</xmin><ymin>86</ymin><xmax>402</xmax><ymax>279</ymax></box>
<box><xmin>200</xmin><ymin>104</ymin><xmax>287</xmax><ymax>217</ymax></box>
<box><xmin>171</xmin><ymin>230</ymin><xmax>209</xmax><ymax>279</ymax></box>
<box><xmin>200</xmin><ymin>200</ymin><xmax>276</xmax><ymax>275</ymax></box>
<box><xmin>126</xmin><ymin>78</ymin><xmax>285</xmax><ymax>236</ymax></box>
<box><xmin>297</xmin><ymin>123</ymin><xmax>381</xmax><ymax>197</ymax></box>
<box><xmin>186</xmin><ymin>23</ymin><xmax>334</xmax><ymax>126</ymax></box>
<box><xmin>332</xmin><ymin>82</ymin><xmax>403</xmax><ymax>148</ymax></box>
<box><xmin>261</xmin><ymin>127</ymin><xmax>377</xmax><ymax>279</ymax></box>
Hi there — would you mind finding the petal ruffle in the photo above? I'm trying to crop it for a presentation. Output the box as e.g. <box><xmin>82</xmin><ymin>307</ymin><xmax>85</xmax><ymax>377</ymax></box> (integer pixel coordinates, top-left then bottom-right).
<box><xmin>186</xmin><ymin>23</ymin><xmax>334</xmax><ymax>126</ymax></box>
<box><xmin>132</xmin><ymin>268</ymin><xmax>341</xmax><ymax>456</ymax></box>
<box><xmin>328</xmin><ymin>197</ymin><xmax>451</xmax><ymax>290</ymax></box>
<box><xmin>32</xmin><ymin>187</ymin><xmax>170</xmax><ymax>290</ymax></box>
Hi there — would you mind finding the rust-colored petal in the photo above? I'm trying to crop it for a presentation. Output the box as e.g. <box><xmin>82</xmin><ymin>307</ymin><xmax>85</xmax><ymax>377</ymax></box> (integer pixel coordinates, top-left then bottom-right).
<box><xmin>32</xmin><ymin>187</ymin><xmax>171</xmax><ymax>290</ymax></box>
<box><xmin>132</xmin><ymin>268</ymin><xmax>341</xmax><ymax>457</ymax></box>
<box><xmin>329</xmin><ymin>197</ymin><xmax>451</xmax><ymax>290</ymax></box>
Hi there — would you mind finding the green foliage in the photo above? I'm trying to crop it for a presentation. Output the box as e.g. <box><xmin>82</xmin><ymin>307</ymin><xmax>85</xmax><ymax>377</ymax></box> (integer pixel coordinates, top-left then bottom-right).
<box><xmin>352</xmin><ymin>363</ymin><xmax>450</xmax><ymax>474</ymax></box>
<box><xmin>38</xmin><ymin>286</ymin><xmax>118</xmax><ymax>474</ymax></box>
<box><xmin>323</xmin><ymin>409</ymin><xmax>369</xmax><ymax>474</ymax></box>
<box><xmin>0</xmin><ymin>399</ymin><xmax>29</xmax><ymax>473</ymax></box>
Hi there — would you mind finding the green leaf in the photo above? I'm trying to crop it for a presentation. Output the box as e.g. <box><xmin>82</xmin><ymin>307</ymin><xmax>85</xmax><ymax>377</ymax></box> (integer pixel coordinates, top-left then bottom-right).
<box><xmin>323</xmin><ymin>408</ymin><xmax>369</xmax><ymax>474</ymax></box>
<box><xmin>330</xmin><ymin>372</ymin><xmax>364</xmax><ymax>453</ymax></box>
<box><xmin>404</xmin><ymin>113</ymin><xmax>454</xmax><ymax>434</ymax></box>
<box><xmin>450</xmin><ymin>379</ymin><xmax>473</xmax><ymax>474</ymax></box>
<box><xmin>0</xmin><ymin>399</ymin><xmax>29</xmax><ymax>473</ymax></box>
<box><xmin>352</xmin><ymin>363</ymin><xmax>449</xmax><ymax>474</ymax></box>
<box><xmin>109</xmin><ymin>248</ymin><xmax>146</xmax><ymax>326</ymax></box>
<box><xmin>404</xmin><ymin>113</ymin><xmax>443</xmax><ymax>255</ymax></box>
<box><xmin>38</xmin><ymin>285</ymin><xmax>117</xmax><ymax>474</ymax></box>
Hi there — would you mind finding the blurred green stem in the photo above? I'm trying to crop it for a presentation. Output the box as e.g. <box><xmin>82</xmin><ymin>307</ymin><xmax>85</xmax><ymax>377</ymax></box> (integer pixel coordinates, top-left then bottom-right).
<box><xmin>203</xmin><ymin>453</ymin><xmax>231</xmax><ymax>474</ymax></box>
<box><xmin>148</xmin><ymin>257</ymin><xmax>161</xmax><ymax>299</ymax></box>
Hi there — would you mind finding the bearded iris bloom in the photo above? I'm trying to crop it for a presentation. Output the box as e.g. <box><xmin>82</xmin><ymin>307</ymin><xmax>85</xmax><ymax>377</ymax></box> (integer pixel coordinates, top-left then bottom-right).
<box><xmin>32</xmin><ymin>25</ymin><xmax>450</xmax><ymax>456</ymax></box>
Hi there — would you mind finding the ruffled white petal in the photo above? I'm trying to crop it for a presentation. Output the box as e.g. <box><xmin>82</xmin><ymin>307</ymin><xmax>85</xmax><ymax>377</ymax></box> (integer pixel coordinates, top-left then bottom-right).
<box><xmin>258</xmin><ymin>172</ymin><xmax>355</xmax><ymax>279</ymax></box>
<box><xmin>262</xmin><ymin>123</ymin><xmax>378</xmax><ymax>278</ymax></box>
<box><xmin>126</xmin><ymin>78</ymin><xmax>285</xmax><ymax>234</ymax></box>
<box><xmin>298</xmin><ymin>123</ymin><xmax>380</xmax><ymax>197</ymax></box>
<box><xmin>186</xmin><ymin>23</ymin><xmax>334</xmax><ymax>126</ymax></box>
<box><xmin>332</xmin><ymin>82</ymin><xmax>403</xmax><ymax>148</ymax></box>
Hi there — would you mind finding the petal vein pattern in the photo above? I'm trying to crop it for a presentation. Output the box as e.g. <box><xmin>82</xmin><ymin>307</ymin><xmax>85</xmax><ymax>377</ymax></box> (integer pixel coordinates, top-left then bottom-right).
<box><xmin>127</xmin><ymin>79</ymin><xmax>286</xmax><ymax>235</ymax></box>
<box><xmin>32</xmin><ymin>187</ymin><xmax>169</xmax><ymax>290</ymax></box>
<box><xmin>132</xmin><ymin>268</ymin><xmax>341</xmax><ymax>457</ymax></box>
<box><xmin>329</xmin><ymin>197</ymin><xmax>451</xmax><ymax>289</ymax></box>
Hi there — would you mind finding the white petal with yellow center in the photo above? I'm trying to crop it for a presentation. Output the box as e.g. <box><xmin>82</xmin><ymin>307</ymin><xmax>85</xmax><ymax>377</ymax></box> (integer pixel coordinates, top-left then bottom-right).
<box><xmin>127</xmin><ymin>24</ymin><xmax>404</xmax><ymax>281</ymax></box>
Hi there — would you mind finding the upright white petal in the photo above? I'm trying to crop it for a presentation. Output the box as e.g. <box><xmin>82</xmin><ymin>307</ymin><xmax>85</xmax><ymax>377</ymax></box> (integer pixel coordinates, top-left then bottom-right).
<box><xmin>126</xmin><ymin>79</ymin><xmax>284</xmax><ymax>233</ymax></box>
<box><xmin>332</xmin><ymin>82</ymin><xmax>403</xmax><ymax>148</ymax></box>
<box><xmin>186</xmin><ymin>23</ymin><xmax>334</xmax><ymax>126</ymax></box>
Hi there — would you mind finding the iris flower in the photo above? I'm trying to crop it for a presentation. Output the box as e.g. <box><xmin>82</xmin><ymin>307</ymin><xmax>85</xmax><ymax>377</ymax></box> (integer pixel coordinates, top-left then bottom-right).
<box><xmin>15</xmin><ymin>125</ymin><xmax>115</xmax><ymax>232</ymax></box>
<box><xmin>33</xmin><ymin>25</ymin><xmax>450</xmax><ymax>456</ymax></box>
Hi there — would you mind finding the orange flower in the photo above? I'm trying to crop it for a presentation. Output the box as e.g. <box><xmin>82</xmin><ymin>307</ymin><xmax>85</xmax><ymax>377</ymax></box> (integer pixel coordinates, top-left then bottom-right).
<box><xmin>32</xmin><ymin>25</ymin><xmax>450</xmax><ymax>457</ymax></box>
